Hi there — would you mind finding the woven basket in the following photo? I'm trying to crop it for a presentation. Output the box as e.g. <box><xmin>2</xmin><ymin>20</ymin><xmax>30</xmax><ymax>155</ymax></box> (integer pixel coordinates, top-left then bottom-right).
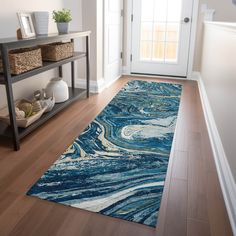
<box><xmin>0</xmin><ymin>47</ymin><xmax>42</xmax><ymax>75</ymax></box>
<box><xmin>40</xmin><ymin>42</ymin><xmax>74</xmax><ymax>61</ymax></box>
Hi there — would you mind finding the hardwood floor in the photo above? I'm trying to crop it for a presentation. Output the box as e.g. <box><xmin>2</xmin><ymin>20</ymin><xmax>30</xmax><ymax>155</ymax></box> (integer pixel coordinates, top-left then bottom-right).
<box><xmin>0</xmin><ymin>76</ymin><xmax>233</xmax><ymax>236</ymax></box>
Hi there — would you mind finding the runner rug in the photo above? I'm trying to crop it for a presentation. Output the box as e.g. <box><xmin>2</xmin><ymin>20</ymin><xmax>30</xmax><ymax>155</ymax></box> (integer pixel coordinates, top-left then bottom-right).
<box><xmin>27</xmin><ymin>80</ymin><xmax>182</xmax><ymax>228</ymax></box>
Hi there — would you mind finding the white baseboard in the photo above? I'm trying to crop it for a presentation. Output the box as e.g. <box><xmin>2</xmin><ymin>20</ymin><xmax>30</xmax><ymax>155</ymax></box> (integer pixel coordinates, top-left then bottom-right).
<box><xmin>122</xmin><ymin>66</ymin><xmax>130</xmax><ymax>75</ymax></box>
<box><xmin>189</xmin><ymin>71</ymin><xmax>201</xmax><ymax>81</ymax></box>
<box><xmin>105</xmin><ymin>75</ymin><xmax>122</xmax><ymax>89</ymax></box>
<box><xmin>123</xmin><ymin>68</ymin><xmax>194</xmax><ymax>81</ymax></box>
<box><xmin>196</xmin><ymin>72</ymin><xmax>236</xmax><ymax>235</ymax></box>
<box><xmin>75</xmin><ymin>78</ymin><xmax>106</xmax><ymax>93</ymax></box>
<box><xmin>128</xmin><ymin>73</ymin><xmax>187</xmax><ymax>81</ymax></box>
<box><xmin>75</xmin><ymin>76</ymin><xmax>122</xmax><ymax>94</ymax></box>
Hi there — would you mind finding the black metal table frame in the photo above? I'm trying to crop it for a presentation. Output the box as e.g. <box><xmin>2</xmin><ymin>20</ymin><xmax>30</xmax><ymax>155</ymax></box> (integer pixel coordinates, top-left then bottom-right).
<box><xmin>0</xmin><ymin>31</ymin><xmax>91</xmax><ymax>151</ymax></box>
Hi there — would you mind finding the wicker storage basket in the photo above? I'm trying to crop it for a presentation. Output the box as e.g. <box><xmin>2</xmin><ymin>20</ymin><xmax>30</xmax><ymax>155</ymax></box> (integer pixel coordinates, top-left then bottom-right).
<box><xmin>0</xmin><ymin>47</ymin><xmax>42</xmax><ymax>75</ymax></box>
<box><xmin>40</xmin><ymin>42</ymin><xmax>74</xmax><ymax>61</ymax></box>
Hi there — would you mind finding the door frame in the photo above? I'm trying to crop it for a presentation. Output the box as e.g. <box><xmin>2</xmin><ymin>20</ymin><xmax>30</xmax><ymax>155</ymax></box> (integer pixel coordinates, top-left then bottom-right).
<box><xmin>123</xmin><ymin>0</ymin><xmax>200</xmax><ymax>79</ymax></box>
<box><xmin>104</xmin><ymin>0</ymin><xmax>124</xmax><ymax>87</ymax></box>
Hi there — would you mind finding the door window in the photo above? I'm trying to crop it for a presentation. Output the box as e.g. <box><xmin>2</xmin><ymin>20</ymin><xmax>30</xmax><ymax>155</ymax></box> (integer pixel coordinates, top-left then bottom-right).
<box><xmin>140</xmin><ymin>0</ymin><xmax>182</xmax><ymax>63</ymax></box>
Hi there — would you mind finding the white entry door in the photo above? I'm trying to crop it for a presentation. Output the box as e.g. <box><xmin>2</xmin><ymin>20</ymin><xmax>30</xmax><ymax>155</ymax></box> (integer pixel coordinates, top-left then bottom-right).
<box><xmin>104</xmin><ymin>0</ymin><xmax>123</xmax><ymax>84</ymax></box>
<box><xmin>131</xmin><ymin>0</ymin><xmax>194</xmax><ymax>77</ymax></box>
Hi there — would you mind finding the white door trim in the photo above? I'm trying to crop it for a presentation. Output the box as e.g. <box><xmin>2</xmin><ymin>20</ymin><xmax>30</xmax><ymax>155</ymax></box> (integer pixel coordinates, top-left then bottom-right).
<box><xmin>123</xmin><ymin>0</ymin><xmax>133</xmax><ymax>75</ymax></box>
<box><xmin>187</xmin><ymin>0</ymin><xmax>200</xmax><ymax>78</ymax></box>
<box><xmin>104</xmin><ymin>0</ymin><xmax>123</xmax><ymax>85</ymax></box>
<box><xmin>123</xmin><ymin>0</ymin><xmax>200</xmax><ymax>79</ymax></box>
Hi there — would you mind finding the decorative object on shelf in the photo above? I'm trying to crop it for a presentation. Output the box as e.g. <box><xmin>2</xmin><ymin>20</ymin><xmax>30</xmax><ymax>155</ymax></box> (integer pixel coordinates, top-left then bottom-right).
<box><xmin>16</xmin><ymin>29</ymin><xmax>23</xmax><ymax>40</ymax></box>
<box><xmin>41</xmin><ymin>89</ymin><xmax>55</xmax><ymax>112</ymax></box>
<box><xmin>0</xmin><ymin>47</ymin><xmax>42</xmax><ymax>75</ymax></box>
<box><xmin>32</xmin><ymin>100</ymin><xmax>43</xmax><ymax>113</ymax></box>
<box><xmin>0</xmin><ymin>99</ymin><xmax>47</xmax><ymax>128</ymax></box>
<box><xmin>45</xmin><ymin>77</ymin><xmax>69</xmax><ymax>103</ymax></box>
<box><xmin>34</xmin><ymin>90</ymin><xmax>43</xmax><ymax>101</ymax></box>
<box><xmin>18</xmin><ymin>101</ymin><xmax>34</xmax><ymax>117</ymax></box>
<box><xmin>17</xmin><ymin>12</ymin><xmax>36</xmax><ymax>39</ymax></box>
<box><xmin>33</xmin><ymin>11</ymin><xmax>49</xmax><ymax>35</ymax></box>
<box><xmin>52</xmin><ymin>9</ymin><xmax>72</xmax><ymax>34</ymax></box>
<box><xmin>40</xmin><ymin>96</ymin><xmax>55</xmax><ymax>113</ymax></box>
<box><xmin>40</xmin><ymin>42</ymin><xmax>74</xmax><ymax>61</ymax></box>
<box><xmin>15</xmin><ymin>107</ymin><xmax>25</xmax><ymax>119</ymax></box>
<box><xmin>32</xmin><ymin>89</ymin><xmax>55</xmax><ymax>113</ymax></box>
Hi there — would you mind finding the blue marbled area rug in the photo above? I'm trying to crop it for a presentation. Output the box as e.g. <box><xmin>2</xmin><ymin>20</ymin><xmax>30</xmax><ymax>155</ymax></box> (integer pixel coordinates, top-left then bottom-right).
<box><xmin>27</xmin><ymin>80</ymin><xmax>182</xmax><ymax>228</ymax></box>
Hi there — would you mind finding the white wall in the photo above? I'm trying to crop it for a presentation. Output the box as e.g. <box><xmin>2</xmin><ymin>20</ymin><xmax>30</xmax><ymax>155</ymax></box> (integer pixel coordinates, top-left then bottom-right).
<box><xmin>0</xmin><ymin>0</ymin><xmax>84</xmax><ymax>109</ymax></box>
<box><xmin>0</xmin><ymin>0</ymin><xmax>64</xmax><ymax>109</ymax></box>
<box><xmin>200</xmin><ymin>23</ymin><xmax>236</xmax><ymax>233</ymax></box>
<box><xmin>81</xmin><ymin>0</ymin><xmax>104</xmax><ymax>82</ymax></box>
<box><xmin>0</xmin><ymin>0</ymin><xmax>63</xmax><ymax>38</ymax></box>
<box><xmin>63</xmin><ymin>0</ymin><xmax>84</xmax><ymax>84</ymax></box>
<box><xmin>200</xmin><ymin>22</ymin><xmax>236</xmax><ymax>181</ymax></box>
<box><xmin>194</xmin><ymin>0</ymin><xmax>236</xmax><ymax>70</ymax></box>
<box><xmin>96</xmin><ymin>0</ymin><xmax>104</xmax><ymax>83</ymax></box>
<box><xmin>81</xmin><ymin>0</ymin><xmax>97</xmax><ymax>82</ymax></box>
<box><xmin>201</xmin><ymin>0</ymin><xmax>236</xmax><ymax>22</ymax></box>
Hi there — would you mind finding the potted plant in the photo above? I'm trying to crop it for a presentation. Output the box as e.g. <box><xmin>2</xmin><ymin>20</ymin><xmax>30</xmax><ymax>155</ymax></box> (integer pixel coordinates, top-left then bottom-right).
<box><xmin>52</xmin><ymin>9</ymin><xmax>72</xmax><ymax>34</ymax></box>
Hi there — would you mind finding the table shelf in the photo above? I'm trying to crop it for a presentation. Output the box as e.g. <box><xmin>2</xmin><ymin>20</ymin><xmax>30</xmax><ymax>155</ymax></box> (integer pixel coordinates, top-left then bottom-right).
<box><xmin>0</xmin><ymin>52</ymin><xmax>86</xmax><ymax>84</ymax></box>
<box><xmin>0</xmin><ymin>88</ymin><xmax>86</xmax><ymax>139</ymax></box>
<box><xmin>0</xmin><ymin>31</ymin><xmax>91</xmax><ymax>150</ymax></box>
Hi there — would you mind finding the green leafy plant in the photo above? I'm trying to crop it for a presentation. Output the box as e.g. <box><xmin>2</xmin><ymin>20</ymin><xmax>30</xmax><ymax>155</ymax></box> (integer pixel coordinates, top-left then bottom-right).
<box><xmin>52</xmin><ymin>9</ymin><xmax>72</xmax><ymax>23</ymax></box>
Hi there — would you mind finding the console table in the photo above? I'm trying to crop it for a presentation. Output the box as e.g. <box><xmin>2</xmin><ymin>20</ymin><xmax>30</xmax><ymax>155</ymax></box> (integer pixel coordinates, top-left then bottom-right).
<box><xmin>0</xmin><ymin>31</ymin><xmax>91</xmax><ymax>151</ymax></box>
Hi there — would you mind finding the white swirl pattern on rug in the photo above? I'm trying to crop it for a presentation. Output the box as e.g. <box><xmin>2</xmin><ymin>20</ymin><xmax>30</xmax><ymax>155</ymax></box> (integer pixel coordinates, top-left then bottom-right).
<box><xmin>27</xmin><ymin>80</ymin><xmax>182</xmax><ymax>227</ymax></box>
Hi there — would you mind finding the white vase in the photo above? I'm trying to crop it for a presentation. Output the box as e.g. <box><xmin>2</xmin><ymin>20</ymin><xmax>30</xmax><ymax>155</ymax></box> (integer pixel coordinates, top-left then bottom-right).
<box><xmin>57</xmin><ymin>23</ymin><xmax>69</xmax><ymax>34</ymax></box>
<box><xmin>45</xmin><ymin>78</ymin><xmax>69</xmax><ymax>103</ymax></box>
<box><xmin>33</xmin><ymin>11</ymin><xmax>49</xmax><ymax>35</ymax></box>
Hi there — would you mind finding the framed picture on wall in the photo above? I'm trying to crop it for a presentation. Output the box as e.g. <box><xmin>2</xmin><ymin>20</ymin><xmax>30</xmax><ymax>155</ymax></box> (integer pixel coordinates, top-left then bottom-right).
<box><xmin>17</xmin><ymin>12</ymin><xmax>36</xmax><ymax>38</ymax></box>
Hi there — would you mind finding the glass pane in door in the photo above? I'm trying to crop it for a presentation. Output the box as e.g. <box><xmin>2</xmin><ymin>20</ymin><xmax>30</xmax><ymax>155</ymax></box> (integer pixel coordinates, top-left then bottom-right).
<box><xmin>140</xmin><ymin>0</ymin><xmax>182</xmax><ymax>63</ymax></box>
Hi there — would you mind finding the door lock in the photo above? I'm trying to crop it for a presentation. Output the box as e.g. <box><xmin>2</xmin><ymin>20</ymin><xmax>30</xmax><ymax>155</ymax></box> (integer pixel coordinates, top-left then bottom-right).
<box><xmin>183</xmin><ymin>17</ymin><xmax>190</xmax><ymax>23</ymax></box>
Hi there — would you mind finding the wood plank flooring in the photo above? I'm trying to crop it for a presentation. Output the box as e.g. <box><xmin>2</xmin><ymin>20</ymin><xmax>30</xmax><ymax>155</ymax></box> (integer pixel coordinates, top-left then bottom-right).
<box><xmin>0</xmin><ymin>76</ymin><xmax>233</xmax><ymax>236</ymax></box>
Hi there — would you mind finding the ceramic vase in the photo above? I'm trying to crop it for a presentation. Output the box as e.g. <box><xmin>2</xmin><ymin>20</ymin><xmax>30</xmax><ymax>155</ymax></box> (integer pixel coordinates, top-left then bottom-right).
<box><xmin>45</xmin><ymin>78</ymin><xmax>69</xmax><ymax>103</ymax></box>
<box><xmin>33</xmin><ymin>11</ymin><xmax>49</xmax><ymax>35</ymax></box>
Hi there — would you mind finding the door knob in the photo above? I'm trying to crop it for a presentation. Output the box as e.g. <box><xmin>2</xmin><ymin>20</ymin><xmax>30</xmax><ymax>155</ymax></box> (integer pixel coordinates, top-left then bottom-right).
<box><xmin>183</xmin><ymin>17</ymin><xmax>190</xmax><ymax>23</ymax></box>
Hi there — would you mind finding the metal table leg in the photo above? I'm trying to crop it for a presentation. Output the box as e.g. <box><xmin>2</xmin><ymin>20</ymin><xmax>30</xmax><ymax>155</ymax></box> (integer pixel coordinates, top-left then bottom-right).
<box><xmin>86</xmin><ymin>35</ymin><xmax>90</xmax><ymax>98</ymax></box>
<box><xmin>1</xmin><ymin>45</ymin><xmax>20</xmax><ymax>150</ymax></box>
